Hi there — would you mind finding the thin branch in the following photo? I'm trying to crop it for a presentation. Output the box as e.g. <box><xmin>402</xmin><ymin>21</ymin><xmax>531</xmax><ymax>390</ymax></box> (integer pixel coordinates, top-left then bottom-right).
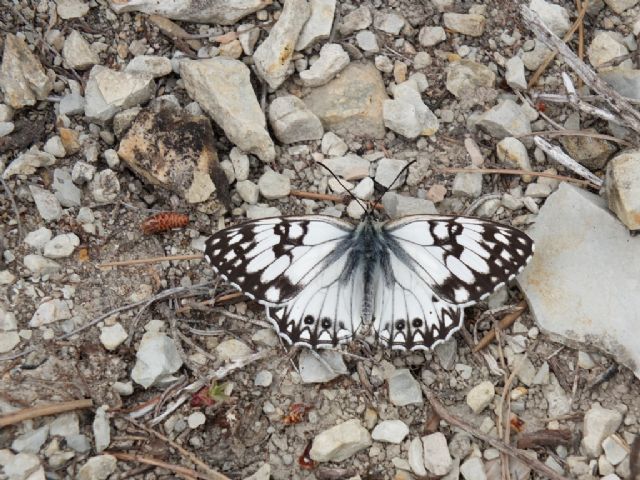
<box><xmin>97</xmin><ymin>254</ymin><xmax>203</xmax><ymax>269</ymax></box>
<box><xmin>105</xmin><ymin>452</ymin><xmax>211</xmax><ymax>480</ymax></box>
<box><xmin>528</xmin><ymin>0</ymin><xmax>589</xmax><ymax>88</ymax></box>
<box><xmin>473</xmin><ymin>300</ymin><xmax>528</xmax><ymax>352</ymax></box>
<box><xmin>0</xmin><ymin>398</ymin><xmax>93</xmax><ymax>427</ymax></box>
<box><xmin>422</xmin><ymin>388</ymin><xmax>570</xmax><ymax>480</ymax></box>
<box><xmin>533</xmin><ymin>136</ymin><xmax>603</xmax><ymax>187</ymax></box>
<box><xmin>522</xmin><ymin>5</ymin><xmax>640</xmax><ymax>133</ymax></box>
<box><xmin>518</xmin><ymin>129</ymin><xmax>635</xmax><ymax>147</ymax></box>
<box><xmin>531</xmin><ymin>92</ymin><xmax>640</xmax><ymax>106</ymax></box>
<box><xmin>561</xmin><ymin>72</ymin><xmax>621</xmax><ymax>124</ymax></box>
<box><xmin>437</xmin><ymin>167</ymin><xmax>599</xmax><ymax>189</ymax></box>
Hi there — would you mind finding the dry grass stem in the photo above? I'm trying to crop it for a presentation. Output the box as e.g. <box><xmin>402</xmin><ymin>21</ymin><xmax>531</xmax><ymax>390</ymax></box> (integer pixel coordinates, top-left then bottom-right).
<box><xmin>98</xmin><ymin>254</ymin><xmax>203</xmax><ymax>269</ymax></box>
<box><xmin>0</xmin><ymin>399</ymin><xmax>93</xmax><ymax>427</ymax></box>
<box><xmin>473</xmin><ymin>300</ymin><xmax>528</xmax><ymax>352</ymax></box>
<box><xmin>437</xmin><ymin>167</ymin><xmax>599</xmax><ymax>189</ymax></box>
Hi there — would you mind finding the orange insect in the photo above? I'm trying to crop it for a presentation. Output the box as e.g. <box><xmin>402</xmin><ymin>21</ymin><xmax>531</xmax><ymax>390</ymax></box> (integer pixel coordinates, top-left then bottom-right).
<box><xmin>141</xmin><ymin>212</ymin><xmax>189</xmax><ymax>235</ymax></box>
<box><xmin>510</xmin><ymin>415</ymin><xmax>526</xmax><ymax>433</ymax></box>
<box><xmin>535</xmin><ymin>100</ymin><xmax>546</xmax><ymax>112</ymax></box>
<box><xmin>283</xmin><ymin>403</ymin><xmax>313</xmax><ymax>425</ymax></box>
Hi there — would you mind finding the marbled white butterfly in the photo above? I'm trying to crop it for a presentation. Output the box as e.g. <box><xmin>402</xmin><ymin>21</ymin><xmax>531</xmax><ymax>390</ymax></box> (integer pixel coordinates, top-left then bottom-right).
<box><xmin>205</xmin><ymin>169</ymin><xmax>534</xmax><ymax>350</ymax></box>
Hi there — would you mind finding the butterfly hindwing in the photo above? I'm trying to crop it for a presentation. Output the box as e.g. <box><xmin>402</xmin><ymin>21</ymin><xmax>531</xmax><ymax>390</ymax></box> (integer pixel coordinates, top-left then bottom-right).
<box><xmin>383</xmin><ymin>215</ymin><xmax>534</xmax><ymax>306</ymax></box>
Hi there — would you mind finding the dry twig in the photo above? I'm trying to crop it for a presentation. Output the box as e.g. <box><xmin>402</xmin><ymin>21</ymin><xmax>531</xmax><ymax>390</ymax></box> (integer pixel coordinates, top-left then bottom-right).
<box><xmin>0</xmin><ymin>399</ymin><xmax>93</xmax><ymax>427</ymax></box>
<box><xmin>517</xmin><ymin>429</ymin><xmax>572</xmax><ymax>449</ymax></box>
<box><xmin>422</xmin><ymin>388</ymin><xmax>569</xmax><ymax>480</ymax></box>
<box><xmin>437</xmin><ymin>167</ymin><xmax>599</xmax><ymax>189</ymax></box>
<box><xmin>106</xmin><ymin>452</ymin><xmax>212</xmax><ymax>480</ymax></box>
<box><xmin>473</xmin><ymin>300</ymin><xmax>528</xmax><ymax>352</ymax></box>
<box><xmin>518</xmin><ymin>129</ymin><xmax>634</xmax><ymax>147</ymax></box>
<box><xmin>97</xmin><ymin>254</ymin><xmax>203</xmax><ymax>269</ymax></box>
<box><xmin>533</xmin><ymin>136</ymin><xmax>603</xmax><ymax>187</ymax></box>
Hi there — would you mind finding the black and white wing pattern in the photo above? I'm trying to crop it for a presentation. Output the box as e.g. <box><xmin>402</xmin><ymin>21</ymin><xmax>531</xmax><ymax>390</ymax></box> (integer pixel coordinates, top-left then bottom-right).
<box><xmin>204</xmin><ymin>216</ymin><xmax>363</xmax><ymax>348</ymax></box>
<box><xmin>373</xmin><ymin>215</ymin><xmax>534</xmax><ymax>350</ymax></box>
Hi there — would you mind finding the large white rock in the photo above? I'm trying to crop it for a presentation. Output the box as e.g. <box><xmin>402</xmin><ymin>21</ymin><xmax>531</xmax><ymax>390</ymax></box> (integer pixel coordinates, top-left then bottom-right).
<box><xmin>606</xmin><ymin>149</ymin><xmax>640</xmax><ymax>230</ymax></box>
<box><xmin>518</xmin><ymin>184</ymin><xmax>640</xmax><ymax>379</ymax></box>
<box><xmin>309</xmin><ymin>419</ymin><xmax>372</xmax><ymax>461</ymax></box>
<box><xmin>180</xmin><ymin>58</ymin><xmax>275</xmax><ymax>162</ymax></box>
<box><xmin>581</xmin><ymin>404</ymin><xmax>623</xmax><ymax>457</ymax></box>
<box><xmin>296</xmin><ymin>0</ymin><xmax>336</xmax><ymax>50</ymax></box>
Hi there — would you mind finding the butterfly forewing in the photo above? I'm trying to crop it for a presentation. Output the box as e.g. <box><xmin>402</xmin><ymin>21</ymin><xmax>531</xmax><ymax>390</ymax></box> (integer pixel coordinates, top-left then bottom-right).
<box><xmin>205</xmin><ymin>216</ymin><xmax>355</xmax><ymax>305</ymax></box>
<box><xmin>383</xmin><ymin>215</ymin><xmax>534</xmax><ymax>306</ymax></box>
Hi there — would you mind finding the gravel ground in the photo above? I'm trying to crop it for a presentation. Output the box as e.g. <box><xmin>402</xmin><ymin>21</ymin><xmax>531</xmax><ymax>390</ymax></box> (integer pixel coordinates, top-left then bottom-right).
<box><xmin>1</xmin><ymin>0</ymin><xmax>640</xmax><ymax>479</ymax></box>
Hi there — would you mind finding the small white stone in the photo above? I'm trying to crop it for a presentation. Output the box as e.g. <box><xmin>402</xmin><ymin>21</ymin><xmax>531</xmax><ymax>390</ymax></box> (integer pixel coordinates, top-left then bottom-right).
<box><xmin>0</xmin><ymin>332</ymin><xmax>20</xmax><ymax>353</ymax></box>
<box><xmin>258</xmin><ymin>170</ymin><xmax>291</xmax><ymax>199</ymax></box>
<box><xmin>388</xmin><ymin>369</ymin><xmax>423</xmax><ymax>406</ymax></box>
<box><xmin>602</xmin><ymin>434</ymin><xmax>629</xmax><ymax>465</ymax></box>
<box><xmin>216</xmin><ymin>339</ymin><xmax>251</xmax><ymax>361</ymax></box>
<box><xmin>460</xmin><ymin>456</ymin><xmax>487</xmax><ymax>480</ymax></box>
<box><xmin>371</xmin><ymin>420</ymin><xmax>409</xmax><ymax>444</ymax></box>
<box><xmin>25</xmin><ymin>227</ymin><xmax>53</xmax><ymax>250</ymax></box>
<box><xmin>582</xmin><ymin>404</ymin><xmax>624</xmax><ymax>457</ymax></box>
<box><xmin>92</xmin><ymin>406</ymin><xmax>110</xmax><ymax>452</ymax></box>
<box><xmin>254</xmin><ymin>370</ymin><xmax>273</xmax><ymax>387</ymax></box>
<box><xmin>43</xmin><ymin>136</ymin><xmax>66</xmax><ymax>158</ymax></box>
<box><xmin>309</xmin><ymin>419</ymin><xmax>372</xmax><ymax>462</ymax></box>
<box><xmin>188</xmin><ymin>412</ymin><xmax>206</xmax><ymax>429</ymax></box>
<box><xmin>408</xmin><ymin>437</ymin><xmax>427</xmax><ymax>476</ymax></box>
<box><xmin>99</xmin><ymin>323</ymin><xmax>128</xmax><ymax>351</ymax></box>
<box><xmin>29</xmin><ymin>299</ymin><xmax>72</xmax><ymax>327</ymax></box>
<box><xmin>422</xmin><ymin>432</ymin><xmax>453</xmax><ymax>475</ymax></box>
<box><xmin>43</xmin><ymin>233</ymin><xmax>80</xmax><ymax>259</ymax></box>
<box><xmin>466</xmin><ymin>381</ymin><xmax>495</xmax><ymax>413</ymax></box>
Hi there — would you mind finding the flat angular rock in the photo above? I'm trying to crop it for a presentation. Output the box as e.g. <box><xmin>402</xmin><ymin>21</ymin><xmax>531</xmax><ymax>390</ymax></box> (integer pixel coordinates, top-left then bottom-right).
<box><xmin>299</xmin><ymin>349</ymin><xmax>348</xmax><ymax>383</ymax></box>
<box><xmin>268</xmin><ymin>95</ymin><xmax>324</xmax><ymax>143</ymax></box>
<box><xmin>29</xmin><ymin>299</ymin><xmax>72</xmax><ymax>327</ymax></box>
<box><xmin>258</xmin><ymin>170</ymin><xmax>291</xmax><ymax>199</ymax></box>
<box><xmin>62</xmin><ymin>30</ymin><xmax>99</xmax><ymax>70</ymax></box>
<box><xmin>131</xmin><ymin>330</ymin><xmax>183</xmax><ymax>388</ymax></box>
<box><xmin>600</xmin><ymin>68</ymin><xmax>640</xmax><ymax>99</ymax></box>
<box><xmin>477</xmin><ymin>99</ymin><xmax>531</xmax><ymax>139</ymax></box>
<box><xmin>77</xmin><ymin>455</ymin><xmax>117</xmax><ymax>480</ymax></box>
<box><xmin>254</xmin><ymin>0</ymin><xmax>310</xmax><ymax>89</ymax></box>
<box><xmin>582</xmin><ymin>404</ymin><xmax>623</xmax><ymax>457</ymax></box>
<box><xmin>109</xmin><ymin>0</ymin><xmax>270</xmax><ymax>24</ymax></box>
<box><xmin>443</xmin><ymin>13</ymin><xmax>486</xmax><ymax>37</ymax></box>
<box><xmin>84</xmin><ymin>66</ymin><xmax>155</xmax><ymax>124</ymax></box>
<box><xmin>117</xmin><ymin>105</ymin><xmax>230</xmax><ymax>205</ymax></box>
<box><xmin>371</xmin><ymin>420</ymin><xmax>409</xmax><ymax>443</ymax></box>
<box><xmin>388</xmin><ymin>368</ymin><xmax>422</xmax><ymax>406</ymax></box>
<box><xmin>303</xmin><ymin>62</ymin><xmax>388</xmax><ymax>140</ymax></box>
<box><xmin>559</xmin><ymin>129</ymin><xmax>617</xmax><ymax>170</ymax></box>
<box><xmin>422</xmin><ymin>432</ymin><xmax>453</xmax><ymax>476</ymax></box>
<box><xmin>3</xmin><ymin>148</ymin><xmax>56</xmax><ymax>179</ymax></box>
<box><xmin>605</xmin><ymin>0</ymin><xmax>639</xmax><ymax>13</ymax></box>
<box><xmin>125</xmin><ymin>55</ymin><xmax>173</xmax><ymax>78</ymax></box>
<box><xmin>309</xmin><ymin>419</ymin><xmax>372</xmax><ymax>461</ymax></box>
<box><xmin>57</xmin><ymin>0</ymin><xmax>90</xmax><ymax>18</ymax></box>
<box><xmin>588</xmin><ymin>32</ymin><xmax>628</xmax><ymax>70</ymax></box>
<box><xmin>518</xmin><ymin>184</ymin><xmax>640</xmax><ymax>379</ymax></box>
<box><xmin>505</xmin><ymin>56</ymin><xmax>527</xmax><ymax>90</ymax></box>
<box><xmin>296</xmin><ymin>0</ymin><xmax>336</xmax><ymax>50</ymax></box>
<box><xmin>466</xmin><ymin>380</ymin><xmax>494</xmax><ymax>413</ymax></box>
<box><xmin>1</xmin><ymin>34</ymin><xmax>53</xmax><ymax>109</ymax></box>
<box><xmin>321</xmin><ymin>154</ymin><xmax>370</xmax><ymax>180</ymax></box>
<box><xmin>529</xmin><ymin>0</ymin><xmax>571</xmax><ymax>36</ymax></box>
<box><xmin>446</xmin><ymin>60</ymin><xmax>495</xmax><ymax>99</ymax></box>
<box><xmin>606</xmin><ymin>149</ymin><xmax>640</xmax><ymax>230</ymax></box>
<box><xmin>339</xmin><ymin>6</ymin><xmax>372</xmax><ymax>35</ymax></box>
<box><xmin>181</xmin><ymin>58</ymin><xmax>275</xmax><ymax>162</ymax></box>
<box><xmin>299</xmin><ymin>43</ymin><xmax>350</xmax><ymax>87</ymax></box>
<box><xmin>30</xmin><ymin>186</ymin><xmax>63</xmax><ymax>221</ymax></box>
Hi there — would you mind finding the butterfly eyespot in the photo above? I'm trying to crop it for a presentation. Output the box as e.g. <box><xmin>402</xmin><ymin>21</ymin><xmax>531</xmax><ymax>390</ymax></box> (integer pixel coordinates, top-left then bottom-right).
<box><xmin>304</xmin><ymin>315</ymin><xmax>314</xmax><ymax>325</ymax></box>
<box><xmin>412</xmin><ymin>318</ymin><xmax>423</xmax><ymax>328</ymax></box>
<box><xmin>395</xmin><ymin>320</ymin><xmax>405</xmax><ymax>331</ymax></box>
<box><xmin>321</xmin><ymin>318</ymin><xmax>332</xmax><ymax>329</ymax></box>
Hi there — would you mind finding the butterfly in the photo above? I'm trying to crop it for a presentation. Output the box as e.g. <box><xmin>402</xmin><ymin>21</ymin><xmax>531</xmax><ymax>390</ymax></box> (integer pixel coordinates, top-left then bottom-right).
<box><xmin>204</xmin><ymin>205</ymin><xmax>534</xmax><ymax>351</ymax></box>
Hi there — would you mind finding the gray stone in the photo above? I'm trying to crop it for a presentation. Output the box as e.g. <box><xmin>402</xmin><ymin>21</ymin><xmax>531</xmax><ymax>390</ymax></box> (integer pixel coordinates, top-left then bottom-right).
<box><xmin>246</xmin><ymin>205</ymin><xmax>282</xmax><ymax>219</ymax></box>
<box><xmin>582</xmin><ymin>404</ymin><xmax>623</xmax><ymax>457</ymax></box>
<box><xmin>43</xmin><ymin>233</ymin><xmax>80</xmax><ymax>259</ymax></box>
<box><xmin>452</xmin><ymin>172</ymin><xmax>483</xmax><ymax>197</ymax></box>
<box><xmin>518</xmin><ymin>184</ymin><xmax>640</xmax><ymax>379</ymax></box>
<box><xmin>131</xmin><ymin>331</ymin><xmax>183</xmax><ymax>388</ymax></box>
<box><xmin>3</xmin><ymin>453</ymin><xmax>45</xmax><ymax>480</ymax></box>
<box><xmin>66</xmin><ymin>434</ymin><xmax>91</xmax><ymax>453</ymax></box>
<box><xmin>56</xmin><ymin>0</ymin><xmax>89</xmax><ymax>19</ymax></box>
<box><xmin>409</xmin><ymin>437</ymin><xmax>427</xmax><ymax>476</ymax></box>
<box><xmin>99</xmin><ymin>323</ymin><xmax>128</xmax><ymax>351</ymax></box>
<box><xmin>25</xmin><ymin>227</ymin><xmax>53</xmax><ymax>250</ymax></box>
<box><xmin>109</xmin><ymin>0</ymin><xmax>269</xmax><ymax>24</ymax></box>
<box><xmin>423</xmin><ymin>432</ymin><xmax>453</xmax><ymax>475</ymax></box>
<box><xmin>505</xmin><ymin>56</ymin><xmax>527</xmax><ymax>90</ymax></box>
<box><xmin>388</xmin><ymin>369</ymin><xmax>422</xmax><ymax>406</ymax></box>
<box><xmin>244</xmin><ymin>463</ymin><xmax>271</xmax><ymax>480</ymax></box>
<box><xmin>49</xmin><ymin>413</ymin><xmax>80</xmax><ymax>437</ymax></box>
<box><xmin>0</xmin><ymin>34</ymin><xmax>53</xmax><ymax>109</ymax></box>
<box><xmin>382</xmin><ymin>193</ymin><xmax>437</xmax><ymax>218</ymax></box>
<box><xmin>466</xmin><ymin>380</ymin><xmax>495</xmax><ymax>413</ymax></box>
<box><xmin>0</xmin><ymin>332</ymin><xmax>20</xmax><ymax>353</ymax></box>
<box><xmin>90</xmin><ymin>169</ymin><xmax>120</xmax><ymax>203</ymax></box>
<box><xmin>3</xmin><ymin>147</ymin><xmax>56</xmax><ymax>179</ymax></box>
<box><xmin>236</xmin><ymin>180</ymin><xmax>260</xmax><ymax>204</ymax></box>
<box><xmin>321</xmin><ymin>132</ymin><xmax>348</xmax><ymax>156</ymax></box>
<box><xmin>524</xmin><ymin>182</ymin><xmax>552</xmax><ymax>198</ymax></box>
<box><xmin>62</xmin><ymin>30</ymin><xmax>99</xmax><ymax>70</ymax></box>
<box><xmin>529</xmin><ymin>0</ymin><xmax>571</xmax><ymax>36</ymax></box>
<box><xmin>383</xmin><ymin>80</ymin><xmax>439</xmax><ymax>138</ymax></box>
<box><xmin>522</xmin><ymin>41</ymin><xmax>553</xmax><ymax>70</ymax></box>
<box><xmin>299</xmin><ymin>43</ymin><xmax>350</xmax><ymax>87</ymax></box>
<box><xmin>322</xmin><ymin>154</ymin><xmax>370</xmax><ymax>180</ymax></box>
<box><xmin>339</xmin><ymin>6</ymin><xmax>372</xmax><ymax>35</ymax></box>
<box><xmin>419</xmin><ymin>26</ymin><xmax>446</xmax><ymax>47</ymax></box>
<box><xmin>446</xmin><ymin>60</ymin><xmax>496</xmax><ymax>99</ymax></box>
<box><xmin>299</xmin><ymin>349</ymin><xmax>348</xmax><ymax>383</ymax></box>
<box><xmin>477</xmin><ymin>99</ymin><xmax>531</xmax><ymax>139</ymax></box>
<box><xmin>603</xmin><ymin>434</ymin><xmax>629</xmax><ymax>465</ymax></box>
<box><xmin>352</xmin><ymin>177</ymin><xmax>374</xmax><ymax>200</ymax></box>
<box><xmin>600</xmin><ymin>68</ymin><xmax>640</xmax><ymax>99</ymax></box>
<box><xmin>356</xmin><ymin>30</ymin><xmax>379</xmax><ymax>53</ymax></box>
<box><xmin>254</xmin><ymin>370</ymin><xmax>273</xmax><ymax>387</ymax></box>
<box><xmin>72</xmin><ymin>161</ymin><xmax>96</xmax><ymax>184</ymax></box>
<box><xmin>11</xmin><ymin>426</ymin><xmax>48</xmax><ymax>453</ymax></box>
<box><xmin>0</xmin><ymin>122</ymin><xmax>14</xmax><ymax>137</ymax></box>
<box><xmin>543</xmin><ymin>376</ymin><xmax>572</xmax><ymax>416</ymax></box>
<box><xmin>310</xmin><ymin>419</ymin><xmax>372</xmax><ymax>462</ymax></box>
<box><xmin>23</xmin><ymin>254</ymin><xmax>61</xmax><ymax>276</ymax></box>
<box><xmin>296</xmin><ymin>0</ymin><xmax>336</xmax><ymax>50</ymax></box>
<box><xmin>606</xmin><ymin>149</ymin><xmax>640</xmax><ymax>230</ymax></box>
<box><xmin>59</xmin><ymin>90</ymin><xmax>85</xmax><ymax>116</ymax></box>
<box><xmin>215</xmin><ymin>339</ymin><xmax>251</xmax><ymax>361</ymax></box>
<box><xmin>371</xmin><ymin>420</ymin><xmax>409</xmax><ymax>444</ymax></box>
<box><xmin>254</xmin><ymin>0</ymin><xmax>310</xmax><ymax>89</ymax></box>
<box><xmin>559</xmin><ymin>129</ymin><xmax>617</xmax><ymax>170</ymax></box>
<box><xmin>29</xmin><ymin>186</ymin><xmax>63</xmax><ymax>222</ymax></box>
<box><xmin>77</xmin><ymin>455</ymin><xmax>117</xmax><ymax>480</ymax></box>
<box><xmin>460</xmin><ymin>456</ymin><xmax>487</xmax><ymax>480</ymax></box>
<box><xmin>375</xmin><ymin>158</ymin><xmax>407</xmax><ymax>189</ymax></box>
<box><xmin>373</xmin><ymin>11</ymin><xmax>405</xmax><ymax>34</ymax></box>
<box><xmin>443</xmin><ymin>13</ymin><xmax>486</xmax><ymax>37</ymax></box>
<box><xmin>435</xmin><ymin>338</ymin><xmax>457</xmax><ymax>370</ymax></box>
<box><xmin>604</xmin><ymin>0</ymin><xmax>639</xmax><ymax>14</ymax></box>
<box><xmin>229</xmin><ymin>148</ymin><xmax>250</xmax><ymax>181</ymax></box>
<box><xmin>303</xmin><ymin>62</ymin><xmax>388</xmax><ymax>140</ymax></box>
<box><xmin>181</xmin><ymin>58</ymin><xmax>275</xmax><ymax>162</ymax></box>
<box><xmin>93</xmin><ymin>406</ymin><xmax>110</xmax><ymax>452</ymax></box>
<box><xmin>85</xmin><ymin>66</ymin><xmax>155</xmax><ymax>124</ymax></box>
<box><xmin>43</xmin><ymin>136</ymin><xmax>66</xmax><ymax>158</ymax></box>
<box><xmin>29</xmin><ymin>299</ymin><xmax>72</xmax><ymax>327</ymax></box>
<box><xmin>125</xmin><ymin>55</ymin><xmax>172</xmax><ymax>78</ymax></box>
<box><xmin>588</xmin><ymin>32</ymin><xmax>628</xmax><ymax>69</ymax></box>
<box><xmin>258</xmin><ymin>170</ymin><xmax>291</xmax><ymax>199</ymax></box>
<box><xmin>268</xmin><ymin>95</ymin><xmax>323</xmax><ymax>144</ymax></box>
<box><xmin>52</xmin><ymin>168</ymin><xmax>81</xmax><ymax>207</ymax></box>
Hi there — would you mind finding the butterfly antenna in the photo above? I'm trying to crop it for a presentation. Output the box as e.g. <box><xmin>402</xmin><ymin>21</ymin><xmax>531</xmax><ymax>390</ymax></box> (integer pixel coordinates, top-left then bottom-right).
<box><xmin>317</xmin><ymin>162</ymin><xmax>367</xmax><ymax>212</ymax></box>
<box><xmin>371</xmin><ymin>159</ymin><xmax>418</xmax><ymax>211</ymax></box>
